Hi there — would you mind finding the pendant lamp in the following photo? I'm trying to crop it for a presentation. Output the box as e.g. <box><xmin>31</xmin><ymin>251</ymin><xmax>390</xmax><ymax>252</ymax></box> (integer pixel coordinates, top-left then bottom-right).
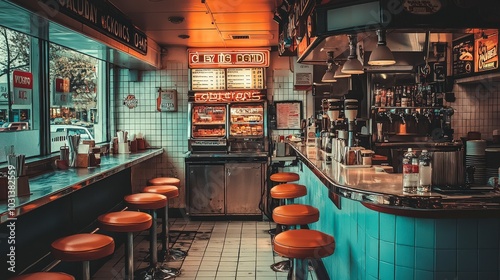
<box><xmin>368</xmin><ymin>29</ymin><xmax>396</xmax><ymax>66</ymax></box>
<box><xmin>333</xmin><ymin>63</ymin><xmax>351</xmax><ymax>78</ymax></box>
<box><xmin>342</xmin><ymin>34</ymin><xmax>364</xmax><ymax>74</ymax></box>
<box><xmin>321</xmin><ymin>51</ymin><xmax>337</xmax><ymax>83</ymax></box>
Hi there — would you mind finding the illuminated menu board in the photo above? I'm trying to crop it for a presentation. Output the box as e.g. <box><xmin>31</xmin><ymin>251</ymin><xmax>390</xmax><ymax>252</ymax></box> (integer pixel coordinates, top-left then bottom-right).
<box><xmin>227</xmin><ymin>68</ymin><xmax>264</xmax><ymax>90</ymax></box>
<box><xmin>191</xmin><ymin>69</ymin><xmax>226</xmax><ymax>90</ymax></box>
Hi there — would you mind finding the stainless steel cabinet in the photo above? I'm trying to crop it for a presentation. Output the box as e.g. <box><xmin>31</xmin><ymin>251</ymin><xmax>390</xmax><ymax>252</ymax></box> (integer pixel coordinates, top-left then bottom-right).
<box><xmin>226</xmin><ymin>163</ymin><xmax>264</xmax><ymax>215</ymax></box>
<box><xmin>187</xmin><ymin>164</ymin><xmax>225</xmax><ymax>215</ymax></box>
<box><xmin>187</xmin><ymin>160</ymin><xmax>266</xmax><ymax>216</ymax></box>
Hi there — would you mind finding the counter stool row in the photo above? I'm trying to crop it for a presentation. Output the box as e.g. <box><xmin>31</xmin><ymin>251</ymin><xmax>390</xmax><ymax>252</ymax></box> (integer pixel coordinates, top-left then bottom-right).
<box><xmin>269</xmin><ymin>172</ymin><xmax>336</xmax><ymax>279</ymax></box>
<box><xmin>10</xmin><ymin>177</ymin><xmax>182</xmax><ymax>280</ymax></box>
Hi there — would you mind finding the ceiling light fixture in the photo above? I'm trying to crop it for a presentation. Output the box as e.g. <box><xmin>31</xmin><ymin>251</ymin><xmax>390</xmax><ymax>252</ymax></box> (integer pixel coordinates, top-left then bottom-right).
<box><xmin>168</xmin><ymin>16</ymin><xmax>185</xmax><ymax>24</ymax></box>
<box><xmin>368</xmin><ymin>29</ymin><xmax>396</xmax><ymax>66</ymax></box>
<box><xmin>334</xmin><ymin>63</ymin><xmax>351</xmax><ymax>78</ymax></box>
<box><xmin>321</xmin><ymin>51</ymin><xmax>337</xmax><ymax>83</ymax></box>
<box><xmin>342</xmin><ymin>34</ymin><xmax>364</xmax><ymax>75</ymax></box>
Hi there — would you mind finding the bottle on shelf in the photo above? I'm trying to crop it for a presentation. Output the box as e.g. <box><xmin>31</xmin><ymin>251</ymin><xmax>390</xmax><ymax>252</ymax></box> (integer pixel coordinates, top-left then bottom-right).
<box><xmin>401</xmin><ymin>86</ymin><xmax>409</xmax><ymax>107</ymax></box>
<box><xmin>418</xmin><ymin>150</ymin><xmax>432</xmax><ymax>193</ymax></box>
<box><xmin>394</xmin><ymin>86</ymin><xmax>402</xmax><ymax>107</ymax></box>
<box><xmin>374</xmin><ymin>84</ymin><xmax>381</xmax><ymax>107</ymax></box>
<box><xmin>402</xmin><ymin>148</ymin><xmax>419</xmax><ymax>193</ymax></box>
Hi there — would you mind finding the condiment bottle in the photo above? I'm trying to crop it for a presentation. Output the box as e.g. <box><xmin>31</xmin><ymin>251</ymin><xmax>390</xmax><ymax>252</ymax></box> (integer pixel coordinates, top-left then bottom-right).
<box><xmin>402</xmin><ymin>148</ymin><xmax>418</xmax><ymax>193</ymax></box>
<box><xmin>418</xmin><ymin>150</ymin><xmax>432</xmax><ymax>193</ymax></box>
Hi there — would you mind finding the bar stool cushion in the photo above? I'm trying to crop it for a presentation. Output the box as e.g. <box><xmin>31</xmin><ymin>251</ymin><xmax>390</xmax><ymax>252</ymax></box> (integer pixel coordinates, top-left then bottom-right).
<box><xmin>274</xmin><ymin>229</ymin><xmax>335</xmax><ymax>259</ymax></box>
<box><xmin>143</xmin><ymin>185</ymin><xmax>179</xmax><ymax>199</ymax></box>
<box><xmin>98</xmin><ymin>211</ymin><xmax>152</xmax><ymax>233</ymax></box>
<box><xmin>270</xmin><ymin>183</ymin><xmax>307</xmax><ymax>199</ymax></box>
<box><xmin>51</xmin><ymin>233</ymin><xmax>115</xmax><ymax>262</ymax></box>
<box><xmin>273</xmin><ymin>204</ymin><xmax>319</xmax><ymax>226</ymax></box>
<box><xmin>124</xmin><ymin>193</ymin><xmax>167</xmax><ymax>210</ymax></box>
<box><xmin>10</xmin><ymin>272</ymin><xmax>75</xmax><ymax>280</ymax></box>
<box><xmin>148</xmin><ymin>177</ymin><xmax>180</xmax><ymax>187</ymax></box>
<box><xmin>270</xmin><ymin>172</ymin><xmax>300</xmax><ymax>183</ymax></box>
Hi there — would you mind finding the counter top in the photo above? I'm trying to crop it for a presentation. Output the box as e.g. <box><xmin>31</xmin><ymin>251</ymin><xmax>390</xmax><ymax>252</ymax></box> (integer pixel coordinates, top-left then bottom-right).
<box><xmin>288</xmin><ymin>143</ymin><xmax>500</xmax><ymax>214</ymax></box>
<box><xmin>0</xmin><ymin>149</ymin><xmax>163</xmax><ymax>224</ymax></box>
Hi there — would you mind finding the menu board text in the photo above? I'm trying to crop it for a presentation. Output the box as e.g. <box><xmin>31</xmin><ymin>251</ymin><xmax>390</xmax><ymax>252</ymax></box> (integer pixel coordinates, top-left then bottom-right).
<box><xmin>193</xmin><ymin>91</ymin><xmax>265</xmax><ymax>103</ymax></box>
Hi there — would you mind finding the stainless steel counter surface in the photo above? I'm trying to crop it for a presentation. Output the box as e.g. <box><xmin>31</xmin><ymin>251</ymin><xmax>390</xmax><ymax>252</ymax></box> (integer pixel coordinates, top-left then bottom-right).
<box><xmin>289</xmin><ymin>143</ymin><xmax>500</xmax><ymax>212</ymax></box>
<box><xmin>0</xmin><ymin>149</ymin><xmax>163</xmax><ymax>224</ymax></box>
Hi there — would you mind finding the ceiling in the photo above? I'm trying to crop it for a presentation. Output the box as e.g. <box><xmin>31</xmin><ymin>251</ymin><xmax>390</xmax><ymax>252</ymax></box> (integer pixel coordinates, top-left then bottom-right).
<box><xmin>108</xmin><ymin>0</ymin><xmax>281</xmax><ymax>49</ymax></box>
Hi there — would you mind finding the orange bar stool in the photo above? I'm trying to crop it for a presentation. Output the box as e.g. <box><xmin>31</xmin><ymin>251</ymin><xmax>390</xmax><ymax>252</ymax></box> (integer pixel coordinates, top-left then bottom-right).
<box><xmin>270</xmin><ymin>172</ymin><xmax>300</xmax><ymax>184</ymax></box>
<box><xmin>268</xmin><ymin>183</ymin><xmax>307</xmax><ymax>236</ymax></box>
<box><xmin>274</xmin><ymin>229</ymin><xmax>335</xmax><ymax>280</ymax></box>
<box><xmin>148</xmin><ymin>177</ymin><xmax>180</xmax><ymax>187</ymax></box>
<box><xmin>143</xmin><ymin>184</ymin><xmax>187</xmax><ymax>261</ymax></box>
<box><xmin>10</xmin><ymin>272</ymin><xmax>75</xmax><ymax>280</ymax></box>
<box><xmin>124</xmin><ymin>193</ymin><xmax>179</xmax><ymax>279</ymax></box>
<box><xmin>98</xmin><ymin>211</ymin><xmax>152</xmax><ymax>280</ymax></box>
<box><xmin>271</xmin><ymin>204</ymin><xmax>320</xmax><ymax>273</ymax></box>
<box><xmin>51</xmin><ymin>233</ymin><xmax>115</xmax><ymax>280</ymax></box>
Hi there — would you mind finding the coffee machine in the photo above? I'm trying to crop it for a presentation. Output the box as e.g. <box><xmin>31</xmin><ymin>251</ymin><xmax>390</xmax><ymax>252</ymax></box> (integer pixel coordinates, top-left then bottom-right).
<box><xmin>344</xmin><ymin>99</ymin><xmax>358</xmax><ymax>147</ymax></box>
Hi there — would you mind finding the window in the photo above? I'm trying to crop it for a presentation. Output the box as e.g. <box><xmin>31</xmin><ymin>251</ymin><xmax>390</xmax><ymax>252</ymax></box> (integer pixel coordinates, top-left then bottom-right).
<box><xmin>0</xmin><ymin>26</ymin><xmax>40</xmax><ymax>160</ymax></box>
<box><xmin>48</xmin><ymin>44</ymin><xmax>105</xmax><ymax>152</ymax></box>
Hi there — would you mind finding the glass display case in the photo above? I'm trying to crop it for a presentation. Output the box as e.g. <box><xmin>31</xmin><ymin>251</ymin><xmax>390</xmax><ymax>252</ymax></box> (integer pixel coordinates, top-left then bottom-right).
<box><xmin>229</xmin><ymin>104</ymin><xmax>264</xmax><ymax>137</ymax></box>
<box><xmin>191</xmin><ymin>104</ymin><xmax>226</xmax><ymax>138</ymax></box>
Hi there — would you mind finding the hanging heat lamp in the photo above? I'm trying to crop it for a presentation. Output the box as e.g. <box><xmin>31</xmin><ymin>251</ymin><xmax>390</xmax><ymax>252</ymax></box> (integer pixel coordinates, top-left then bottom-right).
<box><xmin>342</xmin><ymin>34</ymin><xmax>364</xmax><ymax>74</ymax></box>
<box><xmin>368</xmin><ymin>29</ymin><xmax>396</xmax><ymax>66</ymax></box>
<box><xmin>321</xmin><ymin>51</ymin><xmax>337</xmax><ymax>83</ymax></box>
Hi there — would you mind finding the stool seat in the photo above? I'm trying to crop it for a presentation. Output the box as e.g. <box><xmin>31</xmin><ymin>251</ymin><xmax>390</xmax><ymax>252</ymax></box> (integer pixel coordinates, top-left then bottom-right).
<box><xmin>98</xmin><ymin>211</ymin><xmax>152</xmax><ymax>232</ymax></box>
<box><xmin>10</xmin><ymin>272</ymin><xmax>75</xmax><ymax>280</ymax></box>
<box><xmin>143</xmin><ymin>185</ymin><xmax>179</xmax><ymax>199</ymax></box>
<box><xmin>270</xmin><ymin>172</ymin><xmax>300</xmax><ymax>183</ymax></box>
<box><xmin>270</xmin><ymin>183</ymin><xmax>307</xmax><ymax>199</ymax></box>
<box><xmin>51</xmin><ymin>233</ymin><xmax>115</xmax><ymax>262</ymax></box>
<box><xmin>274</xmin><ymin>229</ymin><xmax>335</xmax><ymax>259</ymax></box>
<box><xmin>273</xmin><ymin>204</ymin><xmax>319</xmax><ymax>226</ymax></box>
<box><xmin>124</xmin><ymin>193</ymin><xmax>167</xmax><ymax>210</ymax></box>
<box><xmin>148</xmin><ymin>177</ymin><xmax>180</xmax><ymax>187</ymax></box>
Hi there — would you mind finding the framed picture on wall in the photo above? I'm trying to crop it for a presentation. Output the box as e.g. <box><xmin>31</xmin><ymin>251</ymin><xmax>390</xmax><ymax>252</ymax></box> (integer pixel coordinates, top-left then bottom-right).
<box><xmin>275</xmin><ymin>101</ymin><xmax>303</xmax><ymax>130</ymax></box>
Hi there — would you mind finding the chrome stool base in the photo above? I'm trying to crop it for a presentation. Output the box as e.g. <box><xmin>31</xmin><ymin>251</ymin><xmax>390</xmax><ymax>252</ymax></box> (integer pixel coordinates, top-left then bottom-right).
<box><xmin>158</xmin><ymin>248</ymin><xmax>187</xmax><ymax>261</ymax></box>
<box><xmin>136</xmin><ymin>265</ymin><xmax>180</xmax><ymax>280</ymax></box>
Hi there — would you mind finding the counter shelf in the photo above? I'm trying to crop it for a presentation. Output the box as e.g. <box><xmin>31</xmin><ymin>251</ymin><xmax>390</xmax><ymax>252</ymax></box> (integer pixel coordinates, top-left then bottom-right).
<box><xmin>0</xmin><ymin>149</ymin><xmax>164</xmax><ymax>224</ymax></box>
<box><xmin>288</xmin><ymin>143</ymin><xmax>500</xmax><ymax>215</ymax></box>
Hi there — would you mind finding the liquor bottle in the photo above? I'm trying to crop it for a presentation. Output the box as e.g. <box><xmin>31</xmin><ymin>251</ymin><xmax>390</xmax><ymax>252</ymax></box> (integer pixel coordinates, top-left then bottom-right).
<box><xmin>418</xmin><ymin>150</ymin><xmax>432</xmax><ymax>193</ymax></box>
<box><xmin>374</xmin><ymin>84</ymin><xmax>381</xmax><ymax>107</ymax></box>
<box><xmin>380</xmin><ymin>88</ymin><xmax>387</xmax><ymax>107</ymax></box>
<box><xmin>402</xmin><ymin>148</ymin><xmax>419</xmax><ymax>193</ymax></box>
<box><xmin>395</xmin><ymin>86</ymin><xmax>402</xmax><ymax>107</ymax></box>
<box><xmin>386</xmin><ymin>88</ymin><xmax>393</xmax><ymax>107</ymax></box>
<box><xmin>401</xmin><ymin>86</ymin><xmax>409</xmax><ymax>107</ymax></box>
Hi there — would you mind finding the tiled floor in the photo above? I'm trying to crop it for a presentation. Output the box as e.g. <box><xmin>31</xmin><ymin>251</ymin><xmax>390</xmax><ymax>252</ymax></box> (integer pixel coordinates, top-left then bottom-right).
<box><xmin>93</xmin><ymin>219</ymin><xmax>319</xmax><ymax>280</ymax></box>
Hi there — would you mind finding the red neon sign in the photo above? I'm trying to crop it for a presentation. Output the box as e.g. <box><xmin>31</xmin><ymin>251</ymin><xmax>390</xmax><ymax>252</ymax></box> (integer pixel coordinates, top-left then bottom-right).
<box><xmin>194</xmin><ymin>91</ymin><xmax>264</xmax><ymax>103</ymax></box>
<box><xmin>188</xmin><ymin>49</ymin><xmax>270</xmax><ymax>68</ymax></box>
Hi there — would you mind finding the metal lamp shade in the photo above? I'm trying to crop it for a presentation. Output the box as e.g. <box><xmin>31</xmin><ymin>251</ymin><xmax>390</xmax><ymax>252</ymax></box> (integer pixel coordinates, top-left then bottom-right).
<box><xmin>341</xmin><ymin>58</ymin><xmax>364</xmax><ymax>74</ymax></box>
<box><xmin>321</xmin><ymin>69</ymin><xmax>337</xmax><ymax>83</ymax></box>
<box><xmin>368</xmin><ymin>44</ymin><xmax>396</xmax><ymax>65</ymax></box>
<box><xmin>334</xmin><ymin>64</ymin><xmax>351</xmax><ymax>78</ymax></box>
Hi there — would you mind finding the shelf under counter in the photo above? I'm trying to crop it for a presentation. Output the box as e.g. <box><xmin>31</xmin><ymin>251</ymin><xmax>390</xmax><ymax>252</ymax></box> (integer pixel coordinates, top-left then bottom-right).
<box><xmin>0</xmin><ymin>148</ymin><xmax>164</xmax><ymax>224</ymax></box>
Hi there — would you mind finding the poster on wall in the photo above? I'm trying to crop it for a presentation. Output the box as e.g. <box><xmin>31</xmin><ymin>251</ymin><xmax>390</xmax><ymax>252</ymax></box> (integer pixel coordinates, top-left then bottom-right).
<box><xmin>53</xmin><ymin>77</ymin><xmax>71</xmax><ymax>106</ymax></box>
<box><xmin>12</xmin><ymin>70</ymin><xmax>33</xmax><ymax>105</ymax></box>
<box><xmin>475</xmin><ymin>32</ymin><xmax>498</xmax><ymax>73</ymax></box>
<box><xmin>452</xmin><ymin>34</ymin><xmax>474</xmax><ymax>77</ymax></box>
<box><xmin>275</xmin><ymin>101</ymin><xmax>302</xmax><ymax>129</ymax></box>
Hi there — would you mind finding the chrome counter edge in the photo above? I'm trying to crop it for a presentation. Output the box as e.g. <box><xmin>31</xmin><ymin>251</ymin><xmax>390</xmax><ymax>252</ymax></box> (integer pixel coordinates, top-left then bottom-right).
<box><xmin>0</xmin><ymin>148</ymin><xmax>164</xmax><ymax>224</ymax></box>
<box><xmin>288</xmin><ymin>143</ymin><xmax>500</xmax><ymax>212</ymax></box>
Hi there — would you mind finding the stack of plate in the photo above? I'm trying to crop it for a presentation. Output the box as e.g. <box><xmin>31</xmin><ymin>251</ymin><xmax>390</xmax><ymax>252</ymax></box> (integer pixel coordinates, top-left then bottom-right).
<box><xmin>485</xmin><ymin>148</ymin><xmax>500</xmax><ymax>179</ymax></box>
<box><xmin>466</xmin><ymin>140</ymin><xmax>487</xmax><ymax>184</ymax></box>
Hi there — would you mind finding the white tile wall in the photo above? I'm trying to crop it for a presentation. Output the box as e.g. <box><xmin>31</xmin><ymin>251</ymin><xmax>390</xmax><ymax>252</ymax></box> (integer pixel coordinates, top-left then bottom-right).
<box><xmin>446</xmin><ymin>82</ymin><xmax>500</xmax><ymax>140</ymax></box>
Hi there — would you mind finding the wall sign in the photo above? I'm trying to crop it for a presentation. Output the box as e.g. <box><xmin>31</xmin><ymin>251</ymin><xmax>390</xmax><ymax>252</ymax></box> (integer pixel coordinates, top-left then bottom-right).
<box><xmin>54</xmin><ymin>77</ymin><xmax>71</xmax><ymax>106</ymax></box>
<box><xmin>123</xmin><ymin>94</ymin><xmax>138</xmax><ymax>109</ymax></box>
<box><xmin>38</xmin><ymin>0</ymin><xmax>148</xmax><ymax>55</ymax></box>
<box><xmin>452</xmin><ymin>34</ymin><xmax>474</xmax><ymax>77</ymax></box>
<box><xmin>475</xmin><ymin>32</ymin><xmax>498</xmax><ymax>73</ymax></box>
<box><xmin>275</xmin><ymin>101</ymin><xmax>303</xmax><ymax>130</ymax></box>
<box><xmin>157</xmin><ymin>89</ymin><xmax>177</xmax><ymax>112</ymax></box>
<box><xmin>188</xmin><ymin>49</ymin><xmax>270</xmax><ymax>68</ymax></box>
<box><xmin>12</xmin><ymin>70</ymin><xmax>33</xmax><ymax>105</ymax></box>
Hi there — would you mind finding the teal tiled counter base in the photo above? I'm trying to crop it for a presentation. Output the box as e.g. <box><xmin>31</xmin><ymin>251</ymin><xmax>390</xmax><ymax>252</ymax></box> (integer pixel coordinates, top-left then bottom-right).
<box><xmin>285</xmin><ymin>163</ymin><xmax>500</xmax><ymax>280</ymax></box>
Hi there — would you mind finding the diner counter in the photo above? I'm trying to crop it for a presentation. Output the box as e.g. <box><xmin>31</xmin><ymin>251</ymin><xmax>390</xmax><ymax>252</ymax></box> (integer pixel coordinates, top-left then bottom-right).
<box><xmin>288</xmin><ymin>142</ymin><xmax>500</xmax><ymax>215</ymax></box>
<box><xmin>0</xmin><ymin>148</ymin><xmax>163</xmax><ymax>224</ymax></box>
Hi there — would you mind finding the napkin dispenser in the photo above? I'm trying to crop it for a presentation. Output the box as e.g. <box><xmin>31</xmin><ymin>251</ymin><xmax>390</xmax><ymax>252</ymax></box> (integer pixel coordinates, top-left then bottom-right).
<box><xmin>0</xmin><ymin>174</ymin><xmax>30</xmax><ymax>201</ymax></box>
